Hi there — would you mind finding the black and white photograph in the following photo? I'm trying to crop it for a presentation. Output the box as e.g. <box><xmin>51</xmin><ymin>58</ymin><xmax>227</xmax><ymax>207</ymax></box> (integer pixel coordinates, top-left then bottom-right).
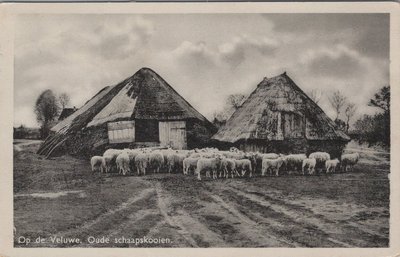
<box><xmin>1</xmin><ymin>3</ymin><xmax>399</xmax><ymax>255</ymax></box>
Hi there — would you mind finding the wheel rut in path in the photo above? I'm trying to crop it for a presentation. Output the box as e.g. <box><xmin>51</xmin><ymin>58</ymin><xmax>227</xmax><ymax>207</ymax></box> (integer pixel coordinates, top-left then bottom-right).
<box><xmin>40</xmin><ymin>188</ymin><xmax>156</xmax><ymax>247</ymax></box>
<box><xmin>154</xmin><ymin>183</ymin><xmax>227</xmax><ymax>247</ymax></box>
<box><xmin>227</xmin><ymin>185</ymin><xmax>377</xmax><ymax>247</ymax></box>
<box><xmin>205</xmin><ymin>192</ymin><xmax>298</xmax><ymax>247</ymax></box>
<box><xmin>230</xmin><ymin>181</ymin><xmax>388</xmax><ymax>244</ymax></box>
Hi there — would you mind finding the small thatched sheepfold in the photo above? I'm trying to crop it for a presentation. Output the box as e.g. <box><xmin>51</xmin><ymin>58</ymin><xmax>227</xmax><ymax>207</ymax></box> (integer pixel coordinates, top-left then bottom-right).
<box><xmin>38</xmin><ymin>68</ymin><xmax>216</xmax><ymax>158</ymax></box>
<box><xmin>212</xmin><ymin>72</ymin><xmax>350</xmax><ymax>158</ymax></box>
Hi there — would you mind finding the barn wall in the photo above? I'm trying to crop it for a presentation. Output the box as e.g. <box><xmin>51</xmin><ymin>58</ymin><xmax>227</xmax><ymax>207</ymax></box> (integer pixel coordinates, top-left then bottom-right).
<box><xmin>60</xmin><ymin>118</ymin><xmax>216</xmax><ymax>158</ymax></box>
<box><xmin>237</xmin><ymin>139</ymin><xmax>307</xmax><ymax>154</ymax></box>
<box><xmin>64</xmin><ymin>124</ymin><xmax>164</xmax><ymax>159</ymax></box>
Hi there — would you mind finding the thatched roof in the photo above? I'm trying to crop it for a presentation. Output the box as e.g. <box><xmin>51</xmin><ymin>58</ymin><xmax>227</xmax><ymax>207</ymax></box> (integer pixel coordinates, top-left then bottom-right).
<box><xmin>38</xmin><ymin>68</ymin><xmax>212</xmax><ymax>157</ymax></box>
<box><xmin>58</xmin><ymin>107</ymin><xmax>77</xmax><ymax>121</ymax></box>
<box><xmin>212</xmin><ymin>72</ymin><xmax>350</xmax><ymax>143</ymax></box>
<box><xmin>51</xmin><ymin>67</ymin><xmax>210</xmax><ymax>133</ymax></box>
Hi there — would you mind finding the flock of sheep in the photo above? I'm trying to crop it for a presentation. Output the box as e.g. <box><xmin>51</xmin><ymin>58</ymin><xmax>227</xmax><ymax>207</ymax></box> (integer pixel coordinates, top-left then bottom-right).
<box><xmin>90</xmin><ymin>147</ymin><xmax>360</xmax><ymax>180</ymax></box>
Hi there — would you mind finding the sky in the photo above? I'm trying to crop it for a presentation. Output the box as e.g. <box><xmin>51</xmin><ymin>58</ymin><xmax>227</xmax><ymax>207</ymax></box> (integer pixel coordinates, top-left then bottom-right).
<box><xmin>14</xmin><ymin>13</ymin><xmax>389</xmax><ymax>127</ymax></box>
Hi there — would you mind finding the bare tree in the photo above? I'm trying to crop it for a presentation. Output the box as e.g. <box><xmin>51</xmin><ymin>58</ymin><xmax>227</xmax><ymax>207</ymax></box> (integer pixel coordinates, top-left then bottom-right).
<box><xmin>227</xmin><ymin>94</ymin><xmax>246</xmax><ymax>110</ymax></box>
<box><xmin>344</xmin><ymin>103</ymin><xmax>357</xmax><ymax>133</ymax></box>
<box><xmin>328</xmin><ymin>90</ymin><xmax>347</xmax><ymax>120</ymax></box>
<box><xmin>212</xmin><ymin>93</ymin><xmax>247</xmax><ymax>127</ymax></box>
<box><xmin>308</xmin><ymin>89</ymin><xmax>323</xmax><ymax>104</ymax></box>
<box><xmin>35</xmin><ymin>90</ymin><xmax>60</xmax><ymax>138</ymax></box>
<box><xmin>58</xmin><ymin>93</ymin><xmax>71</xmax><ymax>109</ymax></box>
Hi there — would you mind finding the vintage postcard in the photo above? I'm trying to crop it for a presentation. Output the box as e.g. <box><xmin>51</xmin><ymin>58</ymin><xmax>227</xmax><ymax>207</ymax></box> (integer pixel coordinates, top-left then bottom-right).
<box><xmin>0</xmin><ymin>2</ymin><xmax>399</xmax><ymax>257</ymax></box>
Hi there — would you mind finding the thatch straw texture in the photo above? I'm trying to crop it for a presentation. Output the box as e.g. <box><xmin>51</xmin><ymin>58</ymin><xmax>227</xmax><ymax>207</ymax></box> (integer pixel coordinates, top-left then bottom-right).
<box><xmin>132</xmin><ymin>68</ymin><xmax>207</xmax><ymax>121</ymax></box>
<box><xmin>51</xmin><ymin>86</ymin><xmax>112</xmax><ymax>132</ymax></box>
<box><xmin>212</xmin><ymin>72</ymin><xmax>350</xmax><ymax>143</ymax></box>
<box><xmin>87</xmin><ymin>82</ymin><xmax>138</xmax><ymax>127</ymax></box>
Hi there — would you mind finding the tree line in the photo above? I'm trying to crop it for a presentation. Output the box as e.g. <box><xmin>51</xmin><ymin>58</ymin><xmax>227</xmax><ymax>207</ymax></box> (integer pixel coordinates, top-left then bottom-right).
<box><xmin>352</xmin><ymin>86</ymin><xmax>390</xmax><ymax>147</ymax></box>
<box><xmin>323</xmin><ymin>86</ymin><xmax>390</xmax><ymax>148</ymax></box>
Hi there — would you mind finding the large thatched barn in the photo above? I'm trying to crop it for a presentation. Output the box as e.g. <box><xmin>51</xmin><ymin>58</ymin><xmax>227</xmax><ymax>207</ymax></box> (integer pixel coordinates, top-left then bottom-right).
<box><xmin>38</xmin><ymin>68</ymin><xmax>216</xmax><ymax>158</ymax></box>
<box><xmin>212</xmin><ymin>72</ymin><xmax>350</xmax><ymax>158</ymax></box>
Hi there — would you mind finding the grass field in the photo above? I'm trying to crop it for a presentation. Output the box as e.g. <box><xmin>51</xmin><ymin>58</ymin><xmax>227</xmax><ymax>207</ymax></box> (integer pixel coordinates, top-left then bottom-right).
<box><xmin>13</xmin><ymin>140</ymin><xmax>390</xmax><ymax>248</ymax></box>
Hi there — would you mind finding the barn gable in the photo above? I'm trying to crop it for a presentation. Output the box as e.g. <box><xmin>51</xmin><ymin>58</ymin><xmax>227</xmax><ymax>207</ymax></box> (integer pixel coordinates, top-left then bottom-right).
<box><xmin>212</xmin><ymin>72</ymin><xmax>350</xmax><ymax>143</ymax></box>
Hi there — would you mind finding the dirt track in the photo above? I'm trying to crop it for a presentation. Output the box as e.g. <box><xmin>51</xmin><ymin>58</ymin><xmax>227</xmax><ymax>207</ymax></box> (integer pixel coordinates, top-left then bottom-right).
<box><xmin>14</xmin><ymin>141</ymin><xmax>389</xmax><ymax>248</ymax></box>
<box><xmin>22</xmin><ymin>173</ymin><xmax>388</xmax><ymax>248</ymax></box>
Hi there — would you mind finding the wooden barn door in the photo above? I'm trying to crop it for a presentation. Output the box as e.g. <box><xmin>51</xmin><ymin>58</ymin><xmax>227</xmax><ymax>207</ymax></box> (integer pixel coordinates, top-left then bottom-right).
<box><xmin>159</xmin><ymin>121</ymin><xmax>187</xmax><ymax>149</ymax></box>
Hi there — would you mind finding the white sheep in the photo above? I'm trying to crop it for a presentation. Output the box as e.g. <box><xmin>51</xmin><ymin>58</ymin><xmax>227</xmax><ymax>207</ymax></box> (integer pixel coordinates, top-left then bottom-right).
<box><xmin>200</xmin><ymin>152</ymin><xmax>216</xmax><ymax>159</ymax></box>
<box><xmin>341</xmin><ymin>153</ymin><xmax>360</xmax><ymax>172</ymax></box>
<box><xmin>229</xmin><ymin>147</ymin><xmax>240</xmax><ymax>152</ymax></box>
<box><xmin>183</xmin><ymin>157</ymin><xmax>200</xmax><ymax>175</ymax></box>
<box><xmin>103</xmin><ymin>149</ymin><xmax>122</xmax><ymax>173</ymax></box>
<box><xmin>220</xmin><ymin>158</ymin><xmax>237</xmax><ymax>178</ymax></box>
<box><xmin>90</xmin><ymin>156</ymin><xmax>104</xmax><ymax>173</ymax></box>
<box><xmin>235</xmin><ymin>159</ymin><xmax>252</xmax><ymax>178</ymax></box>
<box><xmin>135</xmin><ymin>152</ymin><xmax>149</xmax><ymax>175</ymax></box>
<box><xmin>252</xmin><ymin>152</ymin><xmax>263</xmax><ymax>172</ymax></box>
<box><xmin>149</xmin><ymin>151</ymin><xmax>164</xmax><ymax>173</ymax></box>
<box><xmin>244</xmin><ymin>152</ymin><xmax>257</xmax><ymax>172</ymax></box>
<box><xmin>165</xmin><ymin>151</ymin><xmax>184</xmax><ymax>173</ymax></box>
<box><xmin>160</xmin><ymin>148</ymin><xmax>173</xmax><ymax>161</ymax></box>
<box><xmin>165</xmin><ymin>152</ymin><xmax>175</xmax><ymax>172</ymax></box>
<box><xmin>302</xmin><ymin>158</ymin><xmax>317</xmax><ymax>175</ymax></box>
<box><xmin>257</xmin><ymin>153</ymin><xmax>279</xmax><ymax>173</ymax></box>
<box><xmin>190</xmin><ymin>153</ymin><xmax>202</xmax><ymax>158</ymax></box>
<box><xmin>204</xmin><ymin>147</ymin><xmax>219</xmax><ymax>152</ymax></box>
<box><xmin>262</xmin><ymin>157</ymin><xmax>284</xmax><ymax>176</ymax></box>
<box><xmin>125</xmin><ymin>149</ymin><xmax>140</xmax><ymax>171</ymax></box>
<box><xmin>225</xmin><ymin>151</ymin><xmax>245</xmax><ymax>160</ymax></box>
<box><xmin>284</xmin><ymin>154</ymin><xmax>307</xmax><ymax>173</ymax></box>
<box><xmin>116</xmin><ymin>152</ymin><xmax>130</xmax><ymax>175</ymax></box>
<box><xmin>262</xmin><ymin>153</ymin><xmax>280</xmax><ymax>159</ymax></box>
<box><xmin>309</xmin><ymin>152</ymin><xmax>331</xmax><ymax>161</ymax></box>
<box><xmin>166</xmin><ymin>152</ymin><xmax>186</xmax><ymax>173</ymax></box>
<box><xmin>309</xmin><ymin>152</ymin><xmax>331</xmax><ymax>172</ymax></box>
<box><xmin>196</xmin><ymin>157</ymin><xmax>222</xmax><ymax>180</ymax></box>
<box><xmin>325</xmin><ymin>159</ymin><xmax>340</xmax><ymax>173</ymax></box>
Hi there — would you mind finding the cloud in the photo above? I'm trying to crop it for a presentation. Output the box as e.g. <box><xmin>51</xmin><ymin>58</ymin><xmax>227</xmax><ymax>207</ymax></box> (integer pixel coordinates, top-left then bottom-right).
<box><xmin>219</xmin><ymin>35</ymin><xmax>279</xmax><ymax>68</ymax></box>
<box><xmin>15</xmin><ymin>47</ymin><xmax>60</xmax><ymax>74</ymax></box>
<box><xmin>14</xmin><ymin>15</ymin><xmax>155</xmax><ymax>126</ymax></box>
<box><xmin>56</xmin><ymin>16</ymin><xmax>154</xmax><ymax>60</ymax></box>
<box><xmin>171</xmin><ymin>41</ymin><xmax>218</xmax><ymax>71</ymax></box>
<box><xmin>93</xmin><ymin>16</ymin><xmax>154</xmax><ymax>60</ymax></box>
<box><xmin>265</xmin><ymin>13</ymin><xmax>389</xmax><ymax>60</ymax></box>
<box><xmin>13</xmin><ymin>14</ymin><xmax>389</xmax><ymax>128</ymax></box>
<box><xmin>171</xmin><ymin>35</ymin><xmax>279</xmax><ymax>71</ymax></box>
<box><xmin>301</xmin><ymin>45</ymin><xmax>365</xmax><ymax>78</ymax></box>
